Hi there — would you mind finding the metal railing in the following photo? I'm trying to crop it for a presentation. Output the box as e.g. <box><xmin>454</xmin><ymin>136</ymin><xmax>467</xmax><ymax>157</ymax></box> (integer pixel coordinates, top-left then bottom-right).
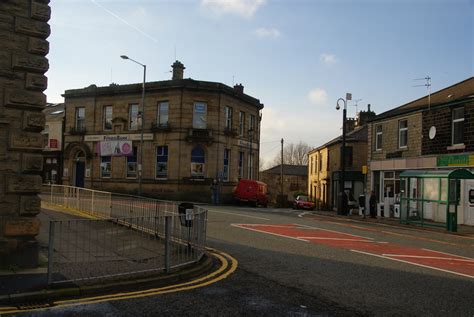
<box><xmin>41</xmin><ymin>185</ymin><xmax>207</xmax><ymax>285</ymax></box>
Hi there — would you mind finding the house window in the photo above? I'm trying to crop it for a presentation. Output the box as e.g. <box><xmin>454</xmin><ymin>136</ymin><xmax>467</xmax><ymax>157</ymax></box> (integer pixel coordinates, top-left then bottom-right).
<box><xmin>452</xmin><ymin>107</ymin><xmax>464</xmax><ymax>145</ymax></box>
<box><xmin>375</xmin><ymin>124</ymin><xmax>383</xmax><ymax>150</ymax></box>
<box><xmin>103</xmin><ymin>106</ymin><xmax>113</xmax><ymax>131</ymax></box>
<box><xmin>223</xmin><ymin>149</ymin><xmax>230</xmax><ymax>181</ymax></box>
<box><xmin>193</xmin><ymin>102</ymin><xmax>207</xmax><ymax>129</ymax></box>
<box><xmin>75</xmin><ymin>107</ymin><xmax>85</xmax><ymax>131</ymax></box>
<box><xmin>225</xmin><ymin>106</ymin><xmax>233</xmax><ymax>129</ymax></box>
<box><xmin>238</xmin><ymin>151</ymin><xmax>244</xmax><ymax>179</ymax></box>
<box><xmin>191</xmin><ymin>146</ymin><xmax>205</xmax><ymax>178</ymax></box>
<box><xmin>239</xmin><ymin>111</ymin><xmax>245</xmax><ymax>136</ymax></box>
<box><xmin>129</xmin><ymin>104</ymin><xmax>139</xmax><ymax>130</ymax></box>
<box><xmin>101</xmin><ymin>156</ymin><xmax>111</xmax><ymax>178</ymax></box>
<box><xmin>126</xmin><ymin>146</ymin><xmax>137</xmax><ymax>178</ymax></box>
<box><xmin>157</xmin><ymin>102</ymin><xmax>169</xmax><ymax>127</ymax></box>
<box><xmin>156</xmin><ymin>146</ymin><xmax>168</xmax><ymax>178</ymax></box>
<box><xmin>318</xmin><ymin>153</ymin><xmax>322</xmax><ymax>171</ymax></box>
<box><xmin>249</xmin><ymin>114</ymin><xmax>255</xmax><ymax>134</ymax></box>
<box><xmin>398</xmin><ymin>119</ymin><xmax>408</xmax><ymax>148</ymax></box>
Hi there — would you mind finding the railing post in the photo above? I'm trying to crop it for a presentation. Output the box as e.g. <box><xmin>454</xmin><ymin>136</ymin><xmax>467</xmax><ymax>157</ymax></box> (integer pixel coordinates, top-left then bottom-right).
<box><xmin>50</xmin><ymin>184</ymin><xmax>53</xmax><ymax>204</ymax></box>
<box><xmin>91</xmin><ymin>191</ymin><xmax>95</xmax><ymax>215</ymax></box>
<box><xmin>165</xmin><ymin>215</ymin><xmax>171</xmax><ymax>273</ymax></box>
<box><xmin>47</xmin><ymin>221</ymin><xmax>55</xmax><ymax>285</ymax></box>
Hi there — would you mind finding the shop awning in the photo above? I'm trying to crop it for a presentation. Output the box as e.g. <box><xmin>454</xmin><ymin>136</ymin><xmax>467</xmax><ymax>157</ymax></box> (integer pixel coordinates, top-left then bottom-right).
<box><xmin>400</xmin><ymin>169</ymin><xmax>474</xmax><ymax>179</ymax></box>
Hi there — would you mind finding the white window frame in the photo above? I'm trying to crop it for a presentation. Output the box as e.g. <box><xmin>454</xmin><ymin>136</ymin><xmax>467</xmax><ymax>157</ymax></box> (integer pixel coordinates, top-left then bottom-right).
<box><xmin>103</xmin><ymin>106</ymin><xmax>113</xmax><ymax>131</ymax></box>
<box><xmin>452</xmin><ymin>107</ymin><xmax>464</xmax><ymax>146</ymax></box>
<box><xmin>225</xmin><ymin>106</ymin><xmax>233</xmax><ymax>129</ymax></box>
<box><xmin>193</xmin><ymin>102</ymin><xmax>207</xmax><ymax>129</ymax></box>
<box><xmin>157</xmin><ymin>101</ymin><xmax>169</xmax><ymax>127</ymax></box>
<box><xmin>129</xmin><ymin>104</ymin><xmax>139</xmax><ymax>130</ymax></box>
<box><xmin>398</xmin><ymin>119</ymin><xmax>408</xmax><ymax>148</ymax></box>
<box><xmin>75</xmin><ymin>107</ymin><xmax>85</xmax><ymax>130</ymax></box>
<box><xmin>375</xmin><ymin>124</ymin><xmax>383</xmax><ymax>151</ymax></box>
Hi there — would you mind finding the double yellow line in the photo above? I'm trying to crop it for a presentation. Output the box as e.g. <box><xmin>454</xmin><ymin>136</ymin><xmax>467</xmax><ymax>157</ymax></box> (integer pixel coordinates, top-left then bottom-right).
<box><xmin>0</xmin><ymin>249</ymin><xmax>238</xmax><ymax>315</ymax></box>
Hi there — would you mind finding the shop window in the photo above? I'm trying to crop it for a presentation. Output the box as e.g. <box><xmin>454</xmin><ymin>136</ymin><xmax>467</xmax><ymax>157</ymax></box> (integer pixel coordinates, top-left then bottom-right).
<box><xmin>469</xmin><ymin>189</ymin><xmax>474</xmax><ymax>204</ymax></box>
<box><xmin>156</xmin><ymin>146</ymin><xmax>168</xmax><ymax>179</ymax></box>
<box><xmin>101</xmin><ymin>156</ymin><xmax>111</xmax><ymax>178</ymax></box>
<box><xmin>126</xmin><ymin>146</ymin><xmax>137</xmax><ymax>178</ymax></box>
<box><xmin>452</xmin><ymin>107</ymin><xmax>464</xmax><ymax>145</ymax></box>
<box><xmin>191</xmin><ymin>146</ymin><xmax>205</xmax><ymax>178</ymax></box>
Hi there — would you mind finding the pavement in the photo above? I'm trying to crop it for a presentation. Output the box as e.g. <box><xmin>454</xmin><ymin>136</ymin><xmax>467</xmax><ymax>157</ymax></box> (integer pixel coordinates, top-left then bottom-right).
<box><xmin>1</xmin><ymin>204</ymin><xmax>472</xmax><ymax>307</ymax></box>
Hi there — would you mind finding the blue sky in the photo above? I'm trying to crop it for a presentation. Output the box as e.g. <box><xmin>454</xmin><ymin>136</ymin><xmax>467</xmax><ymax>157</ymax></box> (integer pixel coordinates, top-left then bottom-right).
<box><xmin>46</xmin><ymin>0</ymin><xmax>473</xmax><ymax>167</ymax></box>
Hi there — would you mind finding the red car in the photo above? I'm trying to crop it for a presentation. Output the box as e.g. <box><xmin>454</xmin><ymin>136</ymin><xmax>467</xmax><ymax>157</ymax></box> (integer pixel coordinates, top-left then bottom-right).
<box><xmin>293</xmin><ymin>195</ymin><xmax>315</xmax><ymax>210</ymax></box>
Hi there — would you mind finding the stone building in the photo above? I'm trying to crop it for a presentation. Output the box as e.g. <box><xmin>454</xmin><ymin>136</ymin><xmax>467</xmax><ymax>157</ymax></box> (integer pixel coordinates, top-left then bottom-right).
<box><xmin>367</xmin><ymin>77</ymin><xmax>474</xmax><ymax>225</ymax></box>
<box><xmin>42</xmin><ymin>102</ymin><xmax>64</xmax><ymax>184</ymax></box>
<box><xmin>260</xmin><ymin>164</ymin><xmax>307</xmax><ymax>205</ymax></box>
<box><xmin>0</xmin><ymin>1</ymin><xmax>50</xmax><ymax>267</ymax></box>
<box><xmin>62</xmin><ymin>61</ymin><xmax>263</xmax><ymax>202</ymax></box>
<box><xmin>308</xmin><ymin>106</ymin><xmax>375</xmax><ymax>210</ymax></box>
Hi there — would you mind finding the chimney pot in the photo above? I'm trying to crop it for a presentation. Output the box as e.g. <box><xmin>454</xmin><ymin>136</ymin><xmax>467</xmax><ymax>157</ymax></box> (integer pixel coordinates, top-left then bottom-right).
<box><xmin>234</xmin><ymin>83</ymin><xmax>244</xmax><ymax>94</ymax></box>
<box><xmin>171</xmin><ymin>60</ymin><xmax>185</xmax><ymax>80</ymax></box>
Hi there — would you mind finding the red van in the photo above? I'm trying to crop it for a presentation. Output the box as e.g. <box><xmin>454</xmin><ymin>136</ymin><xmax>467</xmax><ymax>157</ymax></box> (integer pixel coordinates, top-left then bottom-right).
<box><xmin>234</xmin><ymin>179</ymin><xmax>269</xmax><ymax>207</ymax></box>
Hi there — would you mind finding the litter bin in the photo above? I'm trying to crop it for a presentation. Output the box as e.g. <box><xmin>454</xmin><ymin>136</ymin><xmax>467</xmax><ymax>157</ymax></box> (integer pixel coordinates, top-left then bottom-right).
<box><xmin>178</xmin><ymin>203</ymin><xmax>194</xmax><ymax>227</ymax></box>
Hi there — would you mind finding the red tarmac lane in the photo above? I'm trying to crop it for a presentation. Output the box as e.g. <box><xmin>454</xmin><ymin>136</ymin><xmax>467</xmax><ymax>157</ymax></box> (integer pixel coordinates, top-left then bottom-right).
<box><xmin>232</xmin><ymin>223</ymin><xmax>474</xmax><ymax>279</ymax></box>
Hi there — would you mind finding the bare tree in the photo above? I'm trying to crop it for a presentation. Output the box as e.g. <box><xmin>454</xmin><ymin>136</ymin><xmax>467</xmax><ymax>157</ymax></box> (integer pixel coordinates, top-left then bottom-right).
<box><xmin>273</xmin><ymin>141</ymin><xmax>311</xmax><ymax>166</ymax></box>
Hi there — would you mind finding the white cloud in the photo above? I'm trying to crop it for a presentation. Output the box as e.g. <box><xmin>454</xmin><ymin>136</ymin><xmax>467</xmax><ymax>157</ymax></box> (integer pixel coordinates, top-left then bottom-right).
<box><xmin>200</xmin><ymin>0</ymin><xmax>266</xmax><ymax>18</ymax></box>
<box><xmin>254</xmin><ymin>27</ymin><xmax>280</xmax><ymax>39</ymax></box>
<box><xmin>308</xmin><ymin>88</ymin><xmax>328</xmax><ymax>105</ymax></box>
<box><xmin>320</xmin><ymin>53</ymin><xmax>337</xmax><ymax>65</ymax></box>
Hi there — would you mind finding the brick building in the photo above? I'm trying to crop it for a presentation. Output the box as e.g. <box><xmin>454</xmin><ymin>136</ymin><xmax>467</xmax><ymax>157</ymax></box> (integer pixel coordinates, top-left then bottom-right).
<box><xmin>260</xmin><ymin>164</ymin><xmax>307</xmax><ymax>205</ymax></box>
<box><xmin>367</xmin><ymin>77</ymin><xmax>474</xmax><ymax>225</ymax></box>
<box><xmin>308</xmin><ymin>107</ymin><xmax>374</xmax><ymax>210</ymax></box>
<box><xmin>62</xmin><ymin>61</ymin><xmax>263</xmax><ymax>202</ymax></box>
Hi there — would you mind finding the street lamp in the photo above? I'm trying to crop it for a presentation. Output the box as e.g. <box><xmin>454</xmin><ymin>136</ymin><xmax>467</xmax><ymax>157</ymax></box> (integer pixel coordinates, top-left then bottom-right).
<box><xmin>336</xmin><ymin>93</ymin><xmax>352</xmax><ymax>215</ymax></box>
<box><xmin>121</xmin><ymin>55</ymin><xmax>146</xmax><ymax>195</ymax></box>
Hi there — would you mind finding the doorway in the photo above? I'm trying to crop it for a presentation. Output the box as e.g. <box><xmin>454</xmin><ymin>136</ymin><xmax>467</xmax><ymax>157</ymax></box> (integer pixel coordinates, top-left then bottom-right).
<box><xmin>74</xmin><ymin>151</ymin><xmax>86</xmax><ymax>188</ymax></box>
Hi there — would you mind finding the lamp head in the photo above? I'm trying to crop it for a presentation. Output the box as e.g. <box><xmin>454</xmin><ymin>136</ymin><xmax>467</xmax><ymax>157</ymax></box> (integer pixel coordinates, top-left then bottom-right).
<box><xmin>120</xmin><ymin>55</ymin><xmax>129</xmax><ymax>60</ymax></box>
<box><xmin>336</xmin><ymin>103</ymin><xmax>340</xmax><ymax>110</ymax></box>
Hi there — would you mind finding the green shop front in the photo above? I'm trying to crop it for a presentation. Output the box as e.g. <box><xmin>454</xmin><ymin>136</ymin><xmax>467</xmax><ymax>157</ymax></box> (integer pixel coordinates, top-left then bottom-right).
<box><xmin>399</xmin><ymin>169</ymin><xmax>474</xmax><ymax>232</ymax></box>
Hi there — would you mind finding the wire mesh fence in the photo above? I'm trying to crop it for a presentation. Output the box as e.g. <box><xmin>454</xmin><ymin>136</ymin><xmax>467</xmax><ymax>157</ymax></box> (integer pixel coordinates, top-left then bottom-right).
<box><xmin>42</xmin><ymin>185</ymin><xmax>208</xmax><ymax>285</ymax></box>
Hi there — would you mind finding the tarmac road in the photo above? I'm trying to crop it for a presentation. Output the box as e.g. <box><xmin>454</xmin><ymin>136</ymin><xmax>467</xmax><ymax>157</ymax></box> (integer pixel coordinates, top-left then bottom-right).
<box><xmin>8</xmin><ymin>205</ymin><xmax>474</xmax><ymax>316</ymax></box>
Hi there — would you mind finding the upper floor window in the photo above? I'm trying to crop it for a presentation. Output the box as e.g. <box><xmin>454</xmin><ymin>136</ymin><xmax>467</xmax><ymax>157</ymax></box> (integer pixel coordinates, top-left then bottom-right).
<box><xmin>193</xmin><ymin>102</ymin><xmax>207</xmax><ymax>129</ymax></box>
<box><xmin>375</xmin><ymin>124</ymin><xmax>383</xmax><ymax>151</ymax></box>
<box><xmin>225</xmin><ymin>106</ymin><xmax>233</xmax><ymax>129</ymax></box>
<box><xmin>239</xmin><ymin>111</ymin><xmax>245</xmax><ymax>136</ymax></box>
<box><xmin>398</xmin><ymin>119</ymin><xmax>408</xmax><ymax>148</ymax></box>
<box><xmin>191</xmin><ymin>146</ymin><xmax>205</xmax><ymax>178</ymax></box>
<box><xmin>238</xmin><ymin>151</ymin><xmax>244</xmax><ymax>179</ymax></box>
<box><xmin>249</xmin><ymin>114</ymin><xmax>255</xmax><ymax>134</ymax></box>
<box><xmin>452</xmin><ymin>107</ymin><xmax>464</xmax><ymax>145</ymax></box>
<box><xmin>344</xmin><ymin>146</ymin><xmax>353</xmax><ymax>167</ymax></box>
<box><xmin>129</xmin><ymin>104</ymin><xmax>139</xmax><ymax>130</ymax></box>
<box><xmin>157</xmin><ymin>102</ymin><xmax>169</xmax><ymax>127</ymax></box>
<box><xmin>75</xmin><ymin>107</ymin><xmax>85</xmax><ymax>130</ymax></box>
<box><xmin>318</xmin><ymin>153</ymin><xmax>322</xmax><ymax>171</ymax></box>
<box><xmin>103</xmin><ymin>106</ymin><xmax>113</xmax><ymax>131</ymax></box>
<box><xmin>156</xmin><ymin>146</ymin><xmax>168</xmax><ymax>179</ymax></box>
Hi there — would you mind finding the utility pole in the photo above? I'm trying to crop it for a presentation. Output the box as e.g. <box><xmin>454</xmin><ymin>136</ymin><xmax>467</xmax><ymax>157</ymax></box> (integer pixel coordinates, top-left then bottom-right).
<box><xmin>280</xmin><ymin>138</ymin><xmax>284</xmax><ymax>207</ymax></box>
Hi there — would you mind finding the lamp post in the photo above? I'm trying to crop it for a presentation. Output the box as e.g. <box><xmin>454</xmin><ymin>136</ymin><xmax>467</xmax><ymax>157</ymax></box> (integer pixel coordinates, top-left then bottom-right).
<box><xmin>121</xmin><ymin>55</ymin><xmax>146</xmax><ymax>195</ymax></box>
<box><xmin>248</xmin><ymin>127</ymin><xmax>254</xmax><ymax>179</ymax></box>
<box><xmin>336</xmin><ymin>93</ymin><xmax>352</xmax><ymax>215</ymax></box>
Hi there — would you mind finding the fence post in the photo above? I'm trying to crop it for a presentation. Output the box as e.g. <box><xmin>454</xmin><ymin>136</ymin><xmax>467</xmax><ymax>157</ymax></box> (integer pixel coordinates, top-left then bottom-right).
<box><xmin>165</xmin><ymin>215</ymin><xmax>171</xmax><ymax>273</ymax></box>
<box><xmin>47</xmin><ymin>221</ymin><xmax>55</xmax><ymax>285</ymax></box>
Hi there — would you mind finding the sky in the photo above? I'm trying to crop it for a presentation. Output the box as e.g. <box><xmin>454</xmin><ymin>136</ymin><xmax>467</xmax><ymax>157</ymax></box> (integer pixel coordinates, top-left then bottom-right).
<box><xmin>46</xmin><ymin>0</ymin><xmax>473</xmax><ymax>168</ymax></box>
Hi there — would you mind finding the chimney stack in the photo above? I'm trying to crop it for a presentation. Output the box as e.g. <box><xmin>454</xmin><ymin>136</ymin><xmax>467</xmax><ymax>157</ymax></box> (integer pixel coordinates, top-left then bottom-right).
<box><xmin>356</xmin><ymin>104</ymin><xmax>376</xmax><ymax>127</ymax></box>
<box><xmin>234</xmin><ymin>83</ymin><xmax>244</xmax><ymax>94</ymax></box>
<box><xmin>171</xmin><ymin>60</ymin><xmax>185</xmax><ymax>80</ymax></box>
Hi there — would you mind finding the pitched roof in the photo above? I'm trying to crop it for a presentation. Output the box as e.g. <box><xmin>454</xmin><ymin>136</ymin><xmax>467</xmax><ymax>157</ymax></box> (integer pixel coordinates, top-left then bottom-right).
<box><xmin>309</xmin><ymin>125</ymin><xmax>368</xmax><ymax>153</ymax></box>
<box><xmin>371</xmin><ymin>77</ymin><xmax>474</xmax><ymax>122</ymax></box>
<box><xmin>262</xmin><ymin>164</ymin><xmax>308</xmax><ymax>176</ymax></box>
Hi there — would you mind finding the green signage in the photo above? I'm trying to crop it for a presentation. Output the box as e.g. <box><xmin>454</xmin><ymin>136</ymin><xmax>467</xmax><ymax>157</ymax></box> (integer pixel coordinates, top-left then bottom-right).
<box><xmin>437</xmin><ymin>154</ymin><xmax>474</xmax><ymax>167</ymax></box>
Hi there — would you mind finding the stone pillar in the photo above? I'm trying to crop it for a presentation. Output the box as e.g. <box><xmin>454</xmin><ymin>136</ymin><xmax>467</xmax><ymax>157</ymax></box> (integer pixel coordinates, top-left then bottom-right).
<box><xmin>0</xmin><ymin>0</ymin><xmax>50</xmax><ymax>268</ymax></box>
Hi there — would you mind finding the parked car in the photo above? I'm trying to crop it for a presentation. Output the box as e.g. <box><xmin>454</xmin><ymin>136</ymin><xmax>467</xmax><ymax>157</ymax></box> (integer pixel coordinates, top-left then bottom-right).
<box><xmin>234</xmin><ymin>179</ymin><xmax>269</xmax><ymax>207</ymax></box>
<box><xmin>293</xmin><ymin>195</ymin><xmax>315</xmax><ymax>210</ymax></box>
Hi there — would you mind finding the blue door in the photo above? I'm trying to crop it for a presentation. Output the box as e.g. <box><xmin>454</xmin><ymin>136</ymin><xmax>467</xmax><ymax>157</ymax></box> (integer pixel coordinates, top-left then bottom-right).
<box><xmin>75</xmin><ymin>161</ymin><xmax>85</xmax><ymax>188</ymax></box>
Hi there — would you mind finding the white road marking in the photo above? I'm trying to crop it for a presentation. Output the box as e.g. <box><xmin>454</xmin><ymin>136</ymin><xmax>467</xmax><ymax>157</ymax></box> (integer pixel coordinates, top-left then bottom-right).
<box><xmin>421</xmin><ymin>248</ymin><xmax>474</xmax><ymax>261</ymax></box>
<box><xmin>351</xmin><ymin>249</ymin><xmax>474</xmax><ymax>280</ymax></box>
<box><xmin>209</xmin><ymin>210</ymin><xmax>270</xmax><ymax>221</ymax></box>
<box><xmin>231</xmin><ymin>224</ymin><xmax>309</xmax><ymax>243</ymax></box>
<box><xmin>294</xmin><ymin>223</ymin><xmax>374</xmax><ymax>240</ymax></box>
<box><xmin>298</xmin><ymin>237</ymin><xmax>374</xmax><ymax>242</ymax></box>
<box><xmin>298</xmin><ymin>212</ymin><xmax>309</xmax><ymax>218</ymax></box>
<box><xmin>381</xmin><ymin>254</ymin><xmax>474</xmax><ymax>263</ymax></box>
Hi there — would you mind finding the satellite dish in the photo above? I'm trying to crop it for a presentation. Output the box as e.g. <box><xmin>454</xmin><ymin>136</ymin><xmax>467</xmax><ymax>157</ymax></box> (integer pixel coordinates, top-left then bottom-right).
<box><xmin>429</xmin><ymin>126</ymin><xmax>436</xmax><ymax>140</ymax></box>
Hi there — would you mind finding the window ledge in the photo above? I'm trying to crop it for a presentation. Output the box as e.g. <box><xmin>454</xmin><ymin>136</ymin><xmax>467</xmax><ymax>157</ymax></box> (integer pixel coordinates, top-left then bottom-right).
<box><xmin>447</xmin><ymin>144</ymin><xmax>465</xmax><ymax>151</ymax></box>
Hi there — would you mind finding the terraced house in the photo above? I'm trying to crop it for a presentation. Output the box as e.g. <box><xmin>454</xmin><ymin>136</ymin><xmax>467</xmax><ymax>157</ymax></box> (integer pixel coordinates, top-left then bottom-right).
<box><xmin>62</xmin><ymin>61</ymin><xmax>263</xmax><ymax>202</ymax></box>
<box><xmin>367</xmin><ymin>77</ymin><xmax>474</xmax><ymax>229</ymax></box>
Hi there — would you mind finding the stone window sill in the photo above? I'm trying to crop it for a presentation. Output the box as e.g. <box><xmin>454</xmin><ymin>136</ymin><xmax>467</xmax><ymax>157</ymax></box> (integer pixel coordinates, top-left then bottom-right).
<box><xmin>447</xmin><ymin>144</ymin><xmax>465</xmax><ymax>151</ymax></box>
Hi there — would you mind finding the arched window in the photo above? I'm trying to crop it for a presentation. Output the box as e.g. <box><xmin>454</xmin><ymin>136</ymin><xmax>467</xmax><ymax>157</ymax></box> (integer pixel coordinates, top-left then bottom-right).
<box><xmin>191</xmin><ymin>146</ymin><xmax>205</xmax><ymax>178</ymax></box>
